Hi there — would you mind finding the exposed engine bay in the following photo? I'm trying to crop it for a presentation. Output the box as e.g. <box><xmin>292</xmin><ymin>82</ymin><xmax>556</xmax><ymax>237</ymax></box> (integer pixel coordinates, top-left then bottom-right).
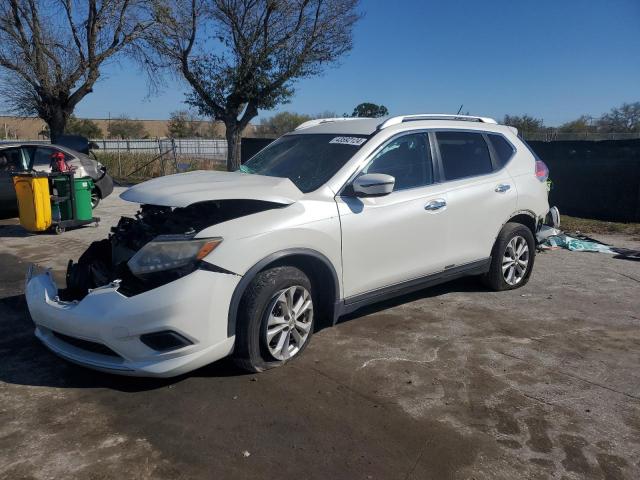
<box><xmin>63</xmin><ymin>200</ymin><xmax>284</xmax><ymax>301</ymax></box>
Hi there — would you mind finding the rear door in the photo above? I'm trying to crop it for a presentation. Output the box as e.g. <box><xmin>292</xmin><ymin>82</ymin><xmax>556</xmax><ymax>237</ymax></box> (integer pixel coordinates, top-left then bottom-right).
<box><xmin>433</xmin><ymin>130</ymin><xmax>517</xmax><ymax>266</ymax></box>
<box><xmin>336</xmin><ymin>132</ymin><xmax>451</xmax><ymax>299</ymax></box>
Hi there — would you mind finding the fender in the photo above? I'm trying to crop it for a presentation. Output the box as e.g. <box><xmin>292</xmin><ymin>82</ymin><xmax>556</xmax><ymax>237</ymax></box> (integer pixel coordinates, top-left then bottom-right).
<box><xmin>226</xmin><ymin>248</ymin><xmax>341</xmax><ymax>337</ymax></box>
<box><xmin>494</xmin><ymin>209</ymin><xmax>539</xmax><ymax>242</ymax></box>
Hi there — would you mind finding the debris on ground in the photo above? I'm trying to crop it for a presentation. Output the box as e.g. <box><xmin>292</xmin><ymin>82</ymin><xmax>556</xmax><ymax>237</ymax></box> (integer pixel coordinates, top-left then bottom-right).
<box><xmin>538</xmin><ymin>228</ymin><xmax>640</xmax><ymax>260</ymax></box>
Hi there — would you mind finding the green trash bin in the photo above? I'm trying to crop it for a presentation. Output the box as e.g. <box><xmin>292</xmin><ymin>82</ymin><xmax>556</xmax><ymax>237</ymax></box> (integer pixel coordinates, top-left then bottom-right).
<box><xmin>52</xmin><ymin>176</ymin><xmax>94</xmax><ymax>221</ymax></box>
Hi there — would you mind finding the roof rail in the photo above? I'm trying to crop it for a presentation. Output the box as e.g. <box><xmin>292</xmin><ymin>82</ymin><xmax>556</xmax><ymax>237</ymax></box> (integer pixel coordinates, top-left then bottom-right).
<box><xmin>378</xmin><ymin>114</ymin><xmax>498</xmax><ymax>130</ymax></box>
<box><xmin>295</xmin><ymin>117</ymin><xmax>366</xmax><ymax>131</ymax></box>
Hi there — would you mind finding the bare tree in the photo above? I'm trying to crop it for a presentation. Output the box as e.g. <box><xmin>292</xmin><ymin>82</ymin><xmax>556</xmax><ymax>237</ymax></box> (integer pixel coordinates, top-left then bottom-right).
<box><xmin>0</xmin><ymin>0</ymin><xmax>152</xmax><ymax>141</ymax></box>
<box><xmin>148</xmin><ymin>0</ymin><xmax>360</xmax><ymax>171</ymax></box>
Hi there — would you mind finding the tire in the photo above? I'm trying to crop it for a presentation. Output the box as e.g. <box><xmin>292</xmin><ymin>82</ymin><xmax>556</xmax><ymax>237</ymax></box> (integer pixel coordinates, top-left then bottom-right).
<box><xmin>482</xmin><ymin>222</ymin><xmax>535</xmax><ymax>291</ymax></box>
<box><xmin>233</xmin><ymin>266</ymin><xmax>315</xmax><ymax>372</ymax></box>
<box><xmin>91</xmin><ymin>188</ymin><xmax>100</xmax><ymax>209</ymax></box>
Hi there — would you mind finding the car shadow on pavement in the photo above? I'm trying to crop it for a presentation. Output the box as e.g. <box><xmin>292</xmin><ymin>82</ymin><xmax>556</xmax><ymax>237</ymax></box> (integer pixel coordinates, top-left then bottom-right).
<box><xmin>338</xmin><ymin>276</ymin><xmax>488</xmax><ymax>323</ymax></box>
<box><xmin>0</xmin><ymin>293</ymin><xmax>246</xmax><ymax>392</ymax></box>
<box><xmin>0</xmin><ymin>277</ymin><xmax>488</xmax><ymax>391</ymax></box>
<box><xmin>0</xmin><ymin>223</ymin><xmax>35</xmax><ymax>238</ymax></box>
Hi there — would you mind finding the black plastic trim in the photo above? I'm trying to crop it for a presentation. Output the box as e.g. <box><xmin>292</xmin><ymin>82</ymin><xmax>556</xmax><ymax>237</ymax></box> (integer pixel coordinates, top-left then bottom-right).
<box><xmin>52</xmin><ymin>330</ymin><xmax>121</xmax><ymax>358</ymax></box>
<box><xmin>140</xmin><ymin>330</ymin><xmax>193</xmax><ymax>352</ymax></box>
<box><xmin>226</xmin><ymin>248</ymin><xmax>341</xmax><ymax>337</ymax></box>
<box><xmin>337</xmin><ymin>258</ymin><xmax>491</xmax><ymax>317</ymax></box>
<box><xmin>198</xmin><ymin>262</ymin><xmax>239</xmax><ymax>276</ymax></box>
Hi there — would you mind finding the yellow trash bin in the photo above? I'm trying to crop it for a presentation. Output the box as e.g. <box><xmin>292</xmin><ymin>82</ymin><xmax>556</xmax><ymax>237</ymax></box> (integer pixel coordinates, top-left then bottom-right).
<box><xmin>13</xmin><ymin>174</ymin><xmax>52</xmax><ymax>232</ymax></box>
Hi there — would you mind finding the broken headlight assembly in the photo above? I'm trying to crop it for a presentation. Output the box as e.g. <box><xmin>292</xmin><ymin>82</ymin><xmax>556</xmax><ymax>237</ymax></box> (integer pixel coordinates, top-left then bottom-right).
<box><xmin>127</xmin><ymin>236</ymin><xmax>222</xmax><ymax>277</ymax></box>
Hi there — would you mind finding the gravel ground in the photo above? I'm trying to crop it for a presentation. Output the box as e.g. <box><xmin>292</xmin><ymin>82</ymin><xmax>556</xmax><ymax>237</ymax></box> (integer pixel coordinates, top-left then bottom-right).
<box><xmin>0</xmin><ymin>188</ymin><xmax>639</xmax><ymax>479</ymax></box>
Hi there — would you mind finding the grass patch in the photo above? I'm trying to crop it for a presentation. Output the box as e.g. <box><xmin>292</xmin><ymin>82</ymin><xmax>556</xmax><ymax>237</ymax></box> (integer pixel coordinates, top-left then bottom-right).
<box><xmin>562</xmin><ymin>215</ymin><xmax>640</xmax><ymax>237</ymax></box>
<box><xmin>95</xmin><ymin>151</ymin><xmax>226</xmax><ymax>183</ymax></box>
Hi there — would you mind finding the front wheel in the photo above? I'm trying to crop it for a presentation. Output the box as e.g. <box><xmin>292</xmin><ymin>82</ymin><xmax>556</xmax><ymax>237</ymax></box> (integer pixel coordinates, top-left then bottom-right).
<box><xmin>90</xmin><ymin>188</ymin><xmax>100</xmax><ymax>209</ymax></box>
<box><xmin>482</xmin><ymin>222</ymin><xmax>535</xmax><ymax>291</ymax></box>
<box><xmin>234</xmin><ymin>266</ymin><xmax>314</xmax><ymax>372</ymax></box>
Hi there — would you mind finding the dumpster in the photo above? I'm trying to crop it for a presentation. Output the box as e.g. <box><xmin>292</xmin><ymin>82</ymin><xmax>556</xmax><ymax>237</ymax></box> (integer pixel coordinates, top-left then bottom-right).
<box><xmin>12</xmin><ymin>174</ymin><xmax>52</xmax><ymax>232</ymax></box>
<box><xmin>52</xmin><ymin>176</ymin><xmax>94</xmax><ymax>221</ymax></box>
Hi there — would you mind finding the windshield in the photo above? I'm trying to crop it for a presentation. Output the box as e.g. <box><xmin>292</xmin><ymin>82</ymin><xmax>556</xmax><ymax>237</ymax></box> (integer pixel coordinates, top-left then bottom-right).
<box><xmin>239</xmin><ymin>134</ymin><xmax>368</xmax><ymax>193</ymax></box>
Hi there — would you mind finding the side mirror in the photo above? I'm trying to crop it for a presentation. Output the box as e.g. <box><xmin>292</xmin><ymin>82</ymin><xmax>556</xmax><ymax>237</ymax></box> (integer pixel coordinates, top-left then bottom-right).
<box><xmin>352</xmin><ymin>173</ymin><xmax>395</xmax><ymax>197</ymax></box>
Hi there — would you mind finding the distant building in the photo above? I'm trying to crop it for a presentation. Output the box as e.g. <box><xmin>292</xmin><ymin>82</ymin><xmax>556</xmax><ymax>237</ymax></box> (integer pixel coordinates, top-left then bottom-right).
<box><xmin>0</xmin><ymin>115</ymin><xmax>257</xmax><ymax>140</ymax></box>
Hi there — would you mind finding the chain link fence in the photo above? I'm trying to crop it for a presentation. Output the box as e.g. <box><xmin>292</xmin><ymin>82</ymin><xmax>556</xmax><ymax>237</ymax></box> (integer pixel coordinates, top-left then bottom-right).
<box><xmin>92</xmin><ymin>138</ymin><xmax>228</xmax><ymax>161</ymax></box>
<box><xmin>521</xmin><ymin>131</ymin><xmax>640</xmax><ymax>142</ymax></box>
<box><xmin>88</xmin><ymin>138</ymin><xmax>228</xmax><ymax>181</ymax></box>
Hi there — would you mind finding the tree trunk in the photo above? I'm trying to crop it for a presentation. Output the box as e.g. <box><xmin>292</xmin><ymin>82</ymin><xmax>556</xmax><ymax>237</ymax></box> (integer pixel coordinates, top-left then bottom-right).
<box><xmin>225</xmin><ymin>122</ymin><xmax>243</xmax><ymax>171</ymax></box>
<box><xmin>46</xmin><ymin>108</ymin><xmax>70</xmax><ymax>143</ymax></box>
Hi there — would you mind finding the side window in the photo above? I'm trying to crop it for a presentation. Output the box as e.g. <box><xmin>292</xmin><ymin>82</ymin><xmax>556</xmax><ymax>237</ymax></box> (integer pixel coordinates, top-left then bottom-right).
<box><xmin>31</xmin><ymin>147</ymin><xmax>69</xmax><ymax>171</ymax></box>
<box><xmin>0</xmin><ymin>148</ymin><xmax>27</xmax><ymax>172</ymax></box>
<box><xmin>436</xmin><ymin>131</ymin><xmax>493</xmax><ymax>181</ymax></box>
<box><xmin>488</xmin><ymin>134</ymin><xmax>515</xmax><ymax>169</ymax></box>
<box><xmin>363</xmin><ymin>133</ymin><xmax>433</xmax><ymax>191</ymax></box>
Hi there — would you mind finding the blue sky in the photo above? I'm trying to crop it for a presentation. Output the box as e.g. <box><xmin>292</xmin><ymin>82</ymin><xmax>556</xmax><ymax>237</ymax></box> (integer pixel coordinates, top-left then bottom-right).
<box><xmin>72</xmin><ymin>0</ymin><xmax>640</xmax><ymax>126</ymax></box>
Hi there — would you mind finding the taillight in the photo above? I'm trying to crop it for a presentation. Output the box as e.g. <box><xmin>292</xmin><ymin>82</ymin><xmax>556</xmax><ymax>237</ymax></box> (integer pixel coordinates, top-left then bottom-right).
<box><xmin>535</xmin><ymin>160</ymin><xmax>549</xmax><ymax>182</ymax></box>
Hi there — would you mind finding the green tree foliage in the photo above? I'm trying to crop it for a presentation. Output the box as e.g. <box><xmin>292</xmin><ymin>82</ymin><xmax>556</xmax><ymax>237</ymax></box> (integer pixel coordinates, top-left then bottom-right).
<box><xmin>557</xmin><ymin>115</ymin><xmax>597</xmax><ymax>134</ymax></box>
<box><xmin>351</xmin><ymin>102</ymin><xmax>388</xmax><ymax>118</ymax></box>
<box><xmin>597</xmin><ymin>102</ymin><xmax>640</xmax><ymax>133</ymax></box>
<box><xmin>257</xmin><ymin>112</ymin><xmax>312</xmax><ymax>136</ymax></box>
<box><xmin>503</xmin><ymin>114</ymin><xmax>546</xmax><ymax>133</ymax></box>
<box><xmin>167</xmin><ymin>110</ymin><xmax>202</xmax><ymax>138</ymax></box>
<box><xmin>108</xmin><ymin>116</ymin><xmax>148</xmax><ymax>139</ymax></box>
<box><xmin>65</xmin><ymin>116</ymin><xmax>103</xmax><ymax>138</ymax></box>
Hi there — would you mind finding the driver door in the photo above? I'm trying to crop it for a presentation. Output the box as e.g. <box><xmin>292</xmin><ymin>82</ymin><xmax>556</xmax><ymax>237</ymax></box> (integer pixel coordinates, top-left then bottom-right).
<box><xmin>335</xmin><ymin>132</ymin><xmax>451</xmax><ymax>300</ymax></box>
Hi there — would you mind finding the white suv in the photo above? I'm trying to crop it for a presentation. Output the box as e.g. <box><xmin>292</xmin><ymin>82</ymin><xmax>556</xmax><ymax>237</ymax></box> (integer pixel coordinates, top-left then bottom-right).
<box><xmin>25</xmin><ymin>114</ymin><xmax>554</xmax><ymax>377</ymax></box>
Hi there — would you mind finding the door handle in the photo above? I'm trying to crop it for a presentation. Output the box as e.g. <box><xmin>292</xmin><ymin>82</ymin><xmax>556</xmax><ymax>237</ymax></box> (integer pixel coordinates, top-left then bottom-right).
<box><xmin>495</xmin><ymin>183</ymin><xmax>511</xmax><ymax>193</ymax></box>
<box><xmin>425</xmin><ymin>199</ymin><xmax>446</xmax><ymax>211</ymax></box>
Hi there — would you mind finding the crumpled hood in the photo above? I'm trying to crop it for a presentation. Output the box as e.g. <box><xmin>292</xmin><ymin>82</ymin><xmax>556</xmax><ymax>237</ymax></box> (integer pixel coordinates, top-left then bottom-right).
<box><xmin>120</xmin><ymin>170</ymin><xmax>303</xmax><ymax>207</ymax></box>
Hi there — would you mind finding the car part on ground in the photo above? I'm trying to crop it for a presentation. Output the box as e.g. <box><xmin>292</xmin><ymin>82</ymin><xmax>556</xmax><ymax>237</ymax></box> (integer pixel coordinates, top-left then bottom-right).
<box><xmin>539</xmin><ymin>232</ymin><xmax>640</xmax><ymax>259</ymax></box>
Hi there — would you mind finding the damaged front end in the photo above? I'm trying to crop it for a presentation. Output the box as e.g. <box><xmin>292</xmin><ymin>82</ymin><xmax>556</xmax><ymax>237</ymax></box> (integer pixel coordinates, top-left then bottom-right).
<box><xmin>63</xmin><ymin>199</ymin><xmax>283</xmax><ymax>301</ymax></box>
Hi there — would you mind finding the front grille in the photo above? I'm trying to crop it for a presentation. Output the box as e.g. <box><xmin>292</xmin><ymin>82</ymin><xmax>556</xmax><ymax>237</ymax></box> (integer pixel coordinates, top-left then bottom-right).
<box><xmin>52</xmin><ymin>331</ymin><xmax>121</xmax><ymax>358</ymax></box>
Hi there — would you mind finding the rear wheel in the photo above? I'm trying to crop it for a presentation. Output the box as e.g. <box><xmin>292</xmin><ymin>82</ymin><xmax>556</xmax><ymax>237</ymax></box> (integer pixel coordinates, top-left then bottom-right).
<box><xmin>234</xmin><ymin>266</ymin><xmax>314</xmax><ymax>372</ymax></box>
<box><xmin>483</xmin><ymin>222</ymin><xmax>535</xmax><ymax>291</ymax></box>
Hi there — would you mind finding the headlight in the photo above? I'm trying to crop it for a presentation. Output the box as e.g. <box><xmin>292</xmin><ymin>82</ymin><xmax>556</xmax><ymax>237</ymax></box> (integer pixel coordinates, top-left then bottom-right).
<box><xmin>127</xmin><ymin>236</ymin><xmax>222</xmax><ymax>276</ymax></box>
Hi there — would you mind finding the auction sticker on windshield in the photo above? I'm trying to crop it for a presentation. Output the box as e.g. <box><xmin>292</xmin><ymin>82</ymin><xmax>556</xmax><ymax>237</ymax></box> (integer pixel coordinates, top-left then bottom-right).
<box><xmin>329</xmin><ymin>136</ymin><xmax>367</xmax><ymax>146</ymax></box>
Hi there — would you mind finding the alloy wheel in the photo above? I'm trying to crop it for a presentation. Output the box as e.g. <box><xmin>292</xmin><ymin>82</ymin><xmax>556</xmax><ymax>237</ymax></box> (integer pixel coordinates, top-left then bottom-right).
<box><xmin>502</xmin><ymin>235</ymin><xmax>529</xmax><ymax>285</ymax></box>
<box><xmin>265</xmin><ymin>286</ymin><xmax>313</xmax><ymax>361</ymax></box>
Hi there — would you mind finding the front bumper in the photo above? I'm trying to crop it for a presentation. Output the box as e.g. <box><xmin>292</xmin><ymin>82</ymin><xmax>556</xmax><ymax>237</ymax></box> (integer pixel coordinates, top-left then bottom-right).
<box><xmin>25</xmin><ymin>267</ymin><xmax>240</xmax><ymax>377</ymax></box>
<box><xmin>93</xmin><ymin>171</ymin><xmax>114</xmax><ymax>199</ymax></box>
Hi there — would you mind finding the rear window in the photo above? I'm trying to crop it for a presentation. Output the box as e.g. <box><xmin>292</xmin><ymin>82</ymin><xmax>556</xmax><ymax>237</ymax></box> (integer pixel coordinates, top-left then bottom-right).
<box><xmin>488</xmin><ymin>134</ymin><xmax>515</xmax><ymax>169</ymax></box>
<box><xmin>436</xmin><ymin>131</ymin><xmax>493</xmax><ymax>181</ymax></box>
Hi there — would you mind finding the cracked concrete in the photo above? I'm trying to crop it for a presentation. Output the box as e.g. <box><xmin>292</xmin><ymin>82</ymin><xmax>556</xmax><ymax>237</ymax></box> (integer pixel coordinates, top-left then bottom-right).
<box><xmin>1</xmin><ymin>188</ymin><xmax>639</xmax><ymax>479</ymax></box>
